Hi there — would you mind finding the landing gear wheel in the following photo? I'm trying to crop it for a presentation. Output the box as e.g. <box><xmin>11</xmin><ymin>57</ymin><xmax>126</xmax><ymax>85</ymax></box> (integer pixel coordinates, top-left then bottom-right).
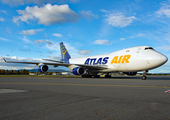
<box><xmin>82</xmin><ymin>74</ymin><xmax>92</xmax><ymax>78</ymax></box>
<box><xmin>94</xmin><ymin>75</ymin><xmax>100</xmax><ymax>78</ymax></box>
<box><xmin>82</xmin><ymin>75</ymin><xmax>85</xmax><ymax>78</ymax></box>
<box><xmin>141</xmin><ymin>76</ymin><xmax>147</xmax><ymax>80</ymax></box>
<box><xmin>141</xmin><ymin>70</ymin><xmax>148</xmax><ymax>80</ymax></box>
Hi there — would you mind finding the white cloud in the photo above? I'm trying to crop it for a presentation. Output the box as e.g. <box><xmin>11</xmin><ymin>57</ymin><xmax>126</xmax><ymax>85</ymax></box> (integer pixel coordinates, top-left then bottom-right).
<box><xmin>120</xmin><ymin>38</ymin><xmax>125</xmax><ymax>41</ymax></box>
<box><xmin>0</xmin><ymin>56</ymin><xmax>42</xmax><ymax>70</ymax></box>
<box><xmin>20</xmin><ymin>29</ymin><xmax>43</xmax><ymax>35</ymax></box>
<box><xmin>130</xmin><ymin>33</ymin><xmax>145</xmax><ymax>38</ymax></box>
<box><xmin>13</xmin><ymin>3</ymin><xmax>80</xmax><ymax>25</ymax></box>
<box><xmin>156</xmin><ymin>3</ymin><xmax>170</xmax><ymax>17</ymax></box>
<box><xmin>80</xmin><ymin>10</ymin><xmax>98</xmax><ymax>20</ymax></box>
<box><xmin>33</xmin><ymin>39</ymin><xmax>58</xmax><ymax>51</ymax></box>
<box><xmin>63</xmin><ymin>42</ymin><xmax>80</xmax><ymax>57</ymax></box>
<box><xmin>47</xmin><ymin>56</ymin><xmax>61</xmax><ymax>60</ymax></box>
<box><xmin>94</xmin><ymin>40</ymin><xmax>112</xmax><ymax>45</ymax></box>
<box><xmin>45</xmin><ymin>40</ymin><xmax>53</xmax><ymax>46</ymax></box>
<box><xmin>45</xmin><ymin>41</ymin><xmax>60</xmax><ymax>51</ymax></box>
<box><xmin>104</xmin><ymin>12</ymin><xmax>136</xmax><ymax>28</ymax></box>
<box><xmin>1</xmin><ymin>10</ymin><xmax>7</xmax><ymax>14</ymax></box>
<box><xmin>79</xmin><ymin>50</ymin><xmax>92</xmax><ymax>55</ymax></box>
<box><xmin>33</xmin><ymin>39</ymin><xmax>54</xmax><ymax>47</ymax></box>
<box><xmin>53</xmin><ymin>33</ymin><xmax>63</xmax><ymax>37</ymax></box>
<box><xmin>69</xmin><ymin>0</ymin><xmax>80</xmax><ymax>3</ymax></box>
<box><xmin>0</xmin><ymin>17</ymin><xmax>5</xmax><ymax>21</ymax></box>
<box><xmin>45</xmin><ymin>34</ymin><xmax>48</xmax><ymax>37</ymax></box>
<box><xmin>0</xmin><ymin>37</ymin><xmax>9</xmax><ymax>41</ymax></box>
<box><xmin>21</xmin><ymin>36</ymin><xmax>32</xmax><ymax>44</ymax></box>
<box><xmin>1</xmin><ymin>0</ymin><xmax>80</xmax><ymax>6</ymax></box>
<box><xmin>19</xmin><ymin>49</ymin><xmax>31</xmax><ymax>52</ymax></box>
<box><xmin>34</xmin><ymin>40</ymin><xmax>45</xmax><ymax>46</ymax></box>
<box><xmin>100</xmin><ymin>9</ymin><xmax>110</xmax><ymax>14</ymax></box>
<box><xmin>156</xmin><ymin>45</ymin><xmax>170</xmax><ymax>51</ymax></box>
<box><xmin>45</xmin><ymin>42</ymin><xmax>79</xmax><ymax>57</ymax></box>
<box><xmin>1</xmin><ymin>0</ymin><xmax>25</xmax><ymax>6</ymax></box>
<box><xmin>6</xmin><ymin>28</ymin><xmax>11</xmax><ymax>34</ymax></box>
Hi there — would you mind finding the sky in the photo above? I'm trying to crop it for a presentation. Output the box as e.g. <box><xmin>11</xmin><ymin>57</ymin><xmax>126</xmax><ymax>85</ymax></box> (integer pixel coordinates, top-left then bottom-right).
<box><xmin>0</xmin><ymin>0</ymin><xmax>170</xmax><ymax>73</ymax></box>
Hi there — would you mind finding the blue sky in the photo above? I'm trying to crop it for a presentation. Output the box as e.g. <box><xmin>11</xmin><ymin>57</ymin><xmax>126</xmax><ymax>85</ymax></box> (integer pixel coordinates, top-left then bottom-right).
<box><xmin>0</xmin><ymin>0</ymin><xmax>170</xmax><ymax>73</ymax></box>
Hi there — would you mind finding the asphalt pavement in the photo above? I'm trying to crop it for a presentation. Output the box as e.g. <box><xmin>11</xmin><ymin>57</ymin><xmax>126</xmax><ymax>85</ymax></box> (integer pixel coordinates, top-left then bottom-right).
<box><xmin>0</xmin><ymin>76</ymin><xmax>170</xmax><ymax>120</ymax></box>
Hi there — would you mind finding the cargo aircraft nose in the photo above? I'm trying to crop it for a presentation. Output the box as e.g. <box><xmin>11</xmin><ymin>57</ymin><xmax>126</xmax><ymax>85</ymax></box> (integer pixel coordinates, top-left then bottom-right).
<box><xmin>154</xmin><ymin>52</ymin><xmax>168</xmax><ymax>67</ymax></box>
<box><xmin>160</xmin><ymin>54</ymin><xmax>168</xmax><ymax>65</ymax></box>
<box><xmin>146</xmin><ymin>50</ymin><xmax>168</xmax><ymax>69</ymax></box>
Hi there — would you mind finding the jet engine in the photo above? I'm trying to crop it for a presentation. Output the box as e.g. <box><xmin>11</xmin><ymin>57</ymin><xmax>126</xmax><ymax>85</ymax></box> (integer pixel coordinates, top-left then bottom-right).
<box><xmin>72</xmin><ymin>67</ymin><xmax>85</xmax><ymax>75</ymax></box>
<box><xmin>124</xmin><ymin>72</ymin><xmax>137</xmax><ymax>76</ymax></box>
<box><xmin>38</xmin><ymin>64</ymin><xmax>49</xmax><ymax>72</ymax></box>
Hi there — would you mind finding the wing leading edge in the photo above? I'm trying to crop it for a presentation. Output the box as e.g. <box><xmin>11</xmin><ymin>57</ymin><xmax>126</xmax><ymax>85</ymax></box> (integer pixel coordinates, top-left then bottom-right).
<box><xmin>3</xmin><ymin>58</ymin><xmax>108</xmax><ymax>70</ymax></box>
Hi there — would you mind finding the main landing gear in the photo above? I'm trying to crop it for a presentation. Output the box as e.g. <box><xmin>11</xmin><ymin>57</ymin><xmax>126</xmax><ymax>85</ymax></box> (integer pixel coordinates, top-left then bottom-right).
<box><xmin>82</xmin><ymin>73</ymin><xmax>111</xmax><ymax>78</ymax></box>
<box><xmin>82</xmin><ymin>74</ymin><xmax>92</xmax><ymax>78</ymax></box>
<box><xmin>105</xmin><ymin>73</ymin><xmax>111</xmax><ymax>78</ymax></box>
<box><xmin>141</xmin><ymin>70</ymin><xmax>148</xmax><ymax>80</ymax></box>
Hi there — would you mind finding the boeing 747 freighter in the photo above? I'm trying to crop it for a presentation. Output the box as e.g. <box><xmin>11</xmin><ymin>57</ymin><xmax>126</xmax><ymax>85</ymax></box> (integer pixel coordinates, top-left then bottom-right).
<box><xmin>4</xmin><ymin>42</ymin><xmax>168</xmax><ymax>80</ymax></box>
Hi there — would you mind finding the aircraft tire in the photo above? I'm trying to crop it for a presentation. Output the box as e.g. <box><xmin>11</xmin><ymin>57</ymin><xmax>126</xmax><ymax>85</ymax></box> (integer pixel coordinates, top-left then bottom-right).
<box><xmin>94</xmin><ymin>75</ymin><xmax>100</xmax><ymax>78</ymax></box>
<box><xmin>82</xmin><ymin>75</ymin><xmax>85</xmax><ymax>78</ymax></box>
<box><xmin>87</xmin><ymin>75</ymin><xmax>92</xmax><ymax>78</ymax></box>
<box><xmin>105</xmin><ymin>75</ymin><xmax>111</xmax><ymax>78</ymax></box>
<box><xmin>82</xmin><ymin>75</ymin><xmax>92</xmax><ymax>78</ymax></box>
<box><xmin>141</xmin><ymin>76</ymin><xmax>147</xmax><ymax>80</ymax></box>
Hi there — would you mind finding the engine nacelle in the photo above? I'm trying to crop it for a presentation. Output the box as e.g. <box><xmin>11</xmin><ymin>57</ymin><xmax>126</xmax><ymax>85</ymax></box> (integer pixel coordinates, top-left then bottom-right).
<box><xmin>38</xmin><ymin>64</ymin><xmax>49</xmax><ymax>72</ymax></box>
<box><xmin>72</xmin><ymin>67</ymin><xmax>85</xmax><ymax>75</ymax></box>
<box><xmin>124</xmin><ymin>72</ymin><xmax>137</xmax><ymax>76</ymax></box>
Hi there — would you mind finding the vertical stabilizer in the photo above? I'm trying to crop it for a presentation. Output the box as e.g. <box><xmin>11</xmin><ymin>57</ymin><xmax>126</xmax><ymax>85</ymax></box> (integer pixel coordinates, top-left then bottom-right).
<box><xmin>60</xmin><ymin>42</ymin><xmax>71</xmax><ymax>63</ymax></box>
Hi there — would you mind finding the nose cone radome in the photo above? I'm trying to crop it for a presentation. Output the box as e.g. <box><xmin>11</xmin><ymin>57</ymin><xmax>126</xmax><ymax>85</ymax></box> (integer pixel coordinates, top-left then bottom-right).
<box><xmin>160</xmin><ymin>54</ymin><xmax>168</xmax><ymax>65</ymax></box>
<box><xmin>147</xmin><ymin>51</ymin><xmax>168</xmax><ymax>69</ymax></box>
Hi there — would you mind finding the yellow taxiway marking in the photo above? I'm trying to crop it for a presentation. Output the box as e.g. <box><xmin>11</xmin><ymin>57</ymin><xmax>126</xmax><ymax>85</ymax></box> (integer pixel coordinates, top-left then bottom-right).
<box><xmin>0</xmin><ymin>82</ymin><xmax>170</xmax><ymax>88</ymax></box>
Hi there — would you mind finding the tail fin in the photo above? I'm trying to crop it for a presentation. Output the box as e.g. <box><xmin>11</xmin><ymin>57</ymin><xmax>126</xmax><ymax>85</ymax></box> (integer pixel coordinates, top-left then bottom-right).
<box><xmin>60</xmin><ymin>42</ymin><xmax>71</xmax><ymax>63</ymax></box>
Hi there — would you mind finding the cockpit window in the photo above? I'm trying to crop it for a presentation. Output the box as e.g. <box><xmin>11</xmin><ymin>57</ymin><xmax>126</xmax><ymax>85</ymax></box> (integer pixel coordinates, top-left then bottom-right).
<box><xmin>145</xmin><ymin>47</ymin><xmax>154</xmax><ymax>50</ymax></box>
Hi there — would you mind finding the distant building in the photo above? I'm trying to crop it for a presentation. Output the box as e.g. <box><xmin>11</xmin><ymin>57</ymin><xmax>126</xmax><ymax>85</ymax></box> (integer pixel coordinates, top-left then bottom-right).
<box><xmin>29</xmin><ymin>73</ymin><xmax>37</xmax><ymax>75</ymax></box>
<box><xmin>61</xmin><ymin>72</ymin><xmax>72</xmax><ymax>75</ymax></box>
<box><xmin>52</xmin><ymin>72</ymin><xmax>57</xmax><ymax>75</ymax></box>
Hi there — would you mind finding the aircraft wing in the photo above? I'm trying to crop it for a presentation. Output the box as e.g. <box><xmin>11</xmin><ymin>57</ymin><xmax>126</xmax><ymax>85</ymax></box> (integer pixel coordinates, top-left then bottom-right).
<box><xmin>73</xmin><ymin>64</ymin><xmax>108</xmax><ymax>70</ymax></box>
<box><xmin>42</xmin><ymin>59</ymin><xmax>64</xmax><ymax>63</ymax></box>
<box><xmin>46</xmin><ymin>62</ymin><xmax>108</xmax><ymax>70</ymax></box>
<box><xmin>4</xmin><ymin>59</ymin><xmax>107</xmax><ymax>70</ymax></box>
<box><xmin>4</xmin><ymin>59</ymin><xmax>41</xmax><ymax>65</ymax></box>
<box><xmin>3</xmin><ymin>59</ymin><xmax>70</xmax><ymax>66</ymax></box>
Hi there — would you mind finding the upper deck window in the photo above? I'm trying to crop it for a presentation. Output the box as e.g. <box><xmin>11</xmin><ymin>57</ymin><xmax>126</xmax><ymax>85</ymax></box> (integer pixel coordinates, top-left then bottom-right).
<box><xmin>145</xmin><ymin>47</ymin><xmax>154</xmax><ymax>50</ymax></box>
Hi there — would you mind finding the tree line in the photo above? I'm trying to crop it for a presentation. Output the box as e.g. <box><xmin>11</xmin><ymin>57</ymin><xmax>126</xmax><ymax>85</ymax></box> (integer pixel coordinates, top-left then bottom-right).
<box><xmin>0</xmin><ymin>69</ymin><xmax>59</xmax><ymax>75</ymax></box>
<box><xmin>0</xmin><ymin>69</ymin><xmax>29</xmax><ymax>75</ymax></box>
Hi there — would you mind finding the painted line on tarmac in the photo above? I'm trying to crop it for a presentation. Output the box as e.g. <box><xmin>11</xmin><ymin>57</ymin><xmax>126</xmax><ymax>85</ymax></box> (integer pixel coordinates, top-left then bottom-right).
<box><xmin>0</xmin><ymin>89</ymin><xmax>27</xmax><ymax>94</ymax></box>
<box><xmin>0</xmin><ymin>82</ymin><xmax>170</xmax><ymax>88</ymax></box>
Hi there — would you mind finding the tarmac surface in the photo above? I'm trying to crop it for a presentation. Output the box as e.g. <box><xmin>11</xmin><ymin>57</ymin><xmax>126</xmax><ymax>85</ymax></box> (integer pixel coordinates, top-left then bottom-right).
<box><xmin>0</xmin><ymin>76</ymin><xmax>170</xmax><ymax>120</ymax></box>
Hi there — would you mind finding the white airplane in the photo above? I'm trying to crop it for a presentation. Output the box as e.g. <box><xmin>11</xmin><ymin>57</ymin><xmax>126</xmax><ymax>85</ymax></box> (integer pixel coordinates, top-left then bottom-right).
<box><xmin>4</xmin><ymin>42</ymin><xmax>168</xmax><ymax>80</ymax></box>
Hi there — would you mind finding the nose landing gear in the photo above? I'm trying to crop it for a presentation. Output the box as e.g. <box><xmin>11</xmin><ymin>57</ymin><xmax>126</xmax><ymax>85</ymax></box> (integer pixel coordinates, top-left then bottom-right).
<box><xmin>141</xmin><ymin>70</ymin><xmax>148</xmax><ymax>80</ymax></box>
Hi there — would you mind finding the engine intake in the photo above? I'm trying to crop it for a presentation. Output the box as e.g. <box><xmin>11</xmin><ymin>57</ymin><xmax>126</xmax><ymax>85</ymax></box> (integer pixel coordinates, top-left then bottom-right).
<box><xmin>72</xmin><ymin>67</ymin><xmax>85</xmax><ymax>75</ymax></box>
<box><xmin>38</xmin><ymin>64</ymin><xmax>49</xmax><ymax>72</ymax></box>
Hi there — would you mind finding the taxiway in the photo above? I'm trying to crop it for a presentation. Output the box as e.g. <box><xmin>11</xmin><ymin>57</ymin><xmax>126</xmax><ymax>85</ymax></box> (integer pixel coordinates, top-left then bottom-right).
<box><xmin>0</xmin><ymin>76</ymin><xmax>170</xmax><ymax>120</ymax></box>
